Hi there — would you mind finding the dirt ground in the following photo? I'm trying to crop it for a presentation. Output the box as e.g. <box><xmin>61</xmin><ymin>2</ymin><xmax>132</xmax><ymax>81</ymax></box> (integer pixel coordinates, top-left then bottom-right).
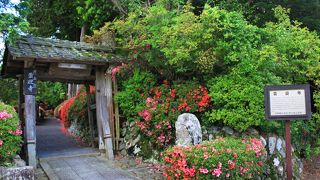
<box><xmin>301</xmin><ymin>155</ymin><xmax>320</xmax><ymax>180</ymax></box>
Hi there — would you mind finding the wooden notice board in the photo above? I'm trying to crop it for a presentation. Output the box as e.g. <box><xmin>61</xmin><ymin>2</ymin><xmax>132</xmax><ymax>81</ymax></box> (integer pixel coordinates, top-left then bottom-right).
<box><xmin>264</xmin><ymin>84</ymin><xmax>312</xmax><ymax>120</ymax></box>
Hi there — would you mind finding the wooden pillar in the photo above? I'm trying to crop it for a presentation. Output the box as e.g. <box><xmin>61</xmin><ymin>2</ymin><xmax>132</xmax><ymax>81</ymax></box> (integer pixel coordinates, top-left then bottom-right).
<box><xmin>25</xmin><ymin>95</ymin><xmax>37</xmax><ymax>167</ymax></box>
<box><xmin>24</xmin><ymin>62</ymin><xmax>37</xmax><ymax>168</ymax></box>
<box><xmin>85</xmin><ymin>84</ymin><xmax>95</xmax><ymax>147</ymax></box>
<box><xmin>95</xmin><ymin>66</ymin><xmax>114</xmax><ymax>159</ymax></box>
<box><xmin>18</xmin><ymin>76</ymin><xmax>24</xmax><ymax>123</ymax></box>
<box><xmin>105</xmin><ymin>72</ymin><xmax>115</xmax><ymax>150</ymax></box>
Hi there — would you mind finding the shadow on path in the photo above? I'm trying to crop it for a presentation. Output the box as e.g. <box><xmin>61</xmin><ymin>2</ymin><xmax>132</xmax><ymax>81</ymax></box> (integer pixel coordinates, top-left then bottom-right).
<box><xmin>36</xmin><ymin>117</ymin><xmax>98</xmax><ymax>158</ymax></box>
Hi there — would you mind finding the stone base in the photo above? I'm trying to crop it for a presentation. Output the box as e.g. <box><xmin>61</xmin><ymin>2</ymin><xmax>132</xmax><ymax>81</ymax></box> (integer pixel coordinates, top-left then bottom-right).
<box><xmin>0</xmin><ymin>166</ymin><xmax>34</xmax><ymax>180</ymax></box>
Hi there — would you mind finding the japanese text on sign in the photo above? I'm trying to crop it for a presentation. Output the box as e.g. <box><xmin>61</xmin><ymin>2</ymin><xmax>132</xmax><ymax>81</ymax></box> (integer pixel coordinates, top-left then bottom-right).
<box><xmin>24</xmin><ymin>69</ymin><xmax>37</xmax><ymax>95</ymax></box>
<box><xmin>269</xmin><ymin>89</ymin><xmax>306</xmax><ymax>116</ymax></box>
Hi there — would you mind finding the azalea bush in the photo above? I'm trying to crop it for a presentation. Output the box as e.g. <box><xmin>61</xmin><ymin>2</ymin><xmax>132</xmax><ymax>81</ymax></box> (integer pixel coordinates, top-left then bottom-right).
<box><xmin>57</xmin><ymin>86</ymin><xmax>95</xmax><ymax>138</ymax></box>
<box><xmin>162</xmin><ymin>137</ymin><xmax>266</xmax><ymax>179</ymax></box>
<box><xmin>115</xmin><ymin>69</ymin><xmax>211</xmax><ymax>156</ymax></box>
<box><xmin>136</xmin><ymin>80</ymin><xmax>210</xmax><ymax>149</ymax></box>
<box><xmin>0</xmin><ymin>102</ymin><xmax>23</xmax><ymax>166</ymax></box>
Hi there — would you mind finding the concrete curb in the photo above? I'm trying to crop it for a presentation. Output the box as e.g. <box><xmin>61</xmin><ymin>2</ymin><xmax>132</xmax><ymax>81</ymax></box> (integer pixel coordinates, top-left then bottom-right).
<box><xmin>39</xmin><ymin>160</ymin><xmax>59</xmax><ymax>180</ymax></box>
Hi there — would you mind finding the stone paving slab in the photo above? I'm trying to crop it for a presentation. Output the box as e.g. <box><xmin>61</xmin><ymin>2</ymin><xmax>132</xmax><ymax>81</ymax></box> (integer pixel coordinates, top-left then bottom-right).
<box><xmin>39</xmin><ymin>155</ymin><xmax>139</xmax><ymax>180</ymax></box>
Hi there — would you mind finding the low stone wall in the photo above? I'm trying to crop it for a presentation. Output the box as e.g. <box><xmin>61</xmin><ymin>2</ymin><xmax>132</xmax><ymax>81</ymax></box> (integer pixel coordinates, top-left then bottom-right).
<box><xmin>0</xmin><ymin>166</ymin><xmax>34</xmax><ymax>180</ymax></box>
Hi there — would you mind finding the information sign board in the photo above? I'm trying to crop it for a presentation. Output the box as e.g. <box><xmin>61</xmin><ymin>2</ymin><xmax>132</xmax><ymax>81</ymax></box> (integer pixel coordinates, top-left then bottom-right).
<box><xmin>264</xmin><ymin>84</ymin><xmax>311</xmax><ymax>120</ymax></box>
<box><xmin>24</xmin><ymin>69</ymin><xmax>37</xmax><ymax>95</ymax></box>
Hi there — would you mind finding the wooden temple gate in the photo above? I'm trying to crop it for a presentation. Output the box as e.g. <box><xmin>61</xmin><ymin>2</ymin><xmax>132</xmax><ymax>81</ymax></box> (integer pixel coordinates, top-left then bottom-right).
<box><xmin>1</xmin><ymin>36</ymin><xmax>124</xmax><ymax>167</ymax></box>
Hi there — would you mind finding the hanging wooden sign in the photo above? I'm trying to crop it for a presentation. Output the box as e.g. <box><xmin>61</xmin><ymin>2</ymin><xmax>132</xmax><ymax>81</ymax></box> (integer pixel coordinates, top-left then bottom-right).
<box><xmin>24</xmin><ymin>69</ymin><xmax>37</xmax><ymax>95</ymax></box>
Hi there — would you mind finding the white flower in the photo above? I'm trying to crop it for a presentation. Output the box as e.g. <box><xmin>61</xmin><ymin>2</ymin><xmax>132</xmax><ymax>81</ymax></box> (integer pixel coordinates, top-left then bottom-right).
<box><xmin>273</xmin><ymin>157</ymin><xmax>280</xmax><ymax>167</ymax></box>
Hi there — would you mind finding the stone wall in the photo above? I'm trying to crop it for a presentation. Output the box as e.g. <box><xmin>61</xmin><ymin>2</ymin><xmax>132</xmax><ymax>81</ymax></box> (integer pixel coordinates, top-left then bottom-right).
<box><xmin>0</xmin><ymin>166</ymin><xmax>34</xmax><ymax>180</ymax></box>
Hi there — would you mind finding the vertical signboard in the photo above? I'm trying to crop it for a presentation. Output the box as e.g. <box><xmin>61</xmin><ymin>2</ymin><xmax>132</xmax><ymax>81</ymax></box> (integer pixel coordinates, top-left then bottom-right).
<box><xmin>264</xmin><ymin>84</ymin><xmax>312</xmax><ymax>180</ymax></box>
<box><xmin>24</xmin><ymin>69</ymin><xmax>37</xmax><ymax>95</ymax></box>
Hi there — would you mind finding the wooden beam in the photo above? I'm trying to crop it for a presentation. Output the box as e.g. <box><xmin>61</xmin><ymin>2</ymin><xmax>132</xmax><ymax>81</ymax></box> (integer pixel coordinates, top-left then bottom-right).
<box><xmin>14</xmin><ymin>56</ymin><xmax>122</xmax><ymax>66</ymax></box>
<box><xmin>95</xmin><ymin>66</ymin><xmax>114</xmax><ymax>159</ymax></box>
<box><xmin>85</xmin><ymin>84</ymin><xmax>95</xmax><ymax>148</ymax></box>
<box><xmin>105</xmin><ymin>72</ymin><xmax>115</xmax><ymax>151</ymax></box>
<box><xmin>95</xmin><ymin>67</ymin><xmax>105</xmax><ymax>150</ymax></box>
<box><xmin>18</xmin><ymin>75</ymin><xmax>24</xmax><ymax>123</ymax></box>
<box><xmin>24</xmin><ymin>61</ymin><xmax>37</xmax><ymax>168</ymax></box>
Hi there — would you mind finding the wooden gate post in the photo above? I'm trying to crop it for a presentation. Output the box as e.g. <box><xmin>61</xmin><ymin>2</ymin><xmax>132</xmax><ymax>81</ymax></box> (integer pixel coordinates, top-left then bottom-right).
<box><xmin>24</xmin><ymin>64</ymin><xmax>37</xmax><ymax>168</ymax></box>
<box><xmin>95</xmin><ymin>66</ymin><xmax>114</xmax><ymax>159</ymax></box>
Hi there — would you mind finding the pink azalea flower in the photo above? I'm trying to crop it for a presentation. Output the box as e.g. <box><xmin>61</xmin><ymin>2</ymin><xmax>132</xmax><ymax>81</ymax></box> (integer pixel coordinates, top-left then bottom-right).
<box><xmin>226</xmin><ymin>173</ymin><xmax>230</xmax><ymax>178</ymax></box>
<box><xmin>212</xmin><ymin>168</ymin><xmax>222</xmax><ymax>177</ymax></box>
<box><xmin>138</xmin><ymin>110</ymin><xmax>152</xmax><ymax>121</ymax></box>
<box><xmin>204</xmin><ymin>154</ymin><xmax>209</xmax><ymax>160</ymax></box>
<box><xmin>0</xmin><ymin>110</ymin><xmax>12</xmax><ymax>120</ymax></box>
<box><xmin>14</xmin><ymin>129</ymin><xmax>23</xmax><ymax>135</ymax></box>
<box><xmin>199</xmin><ymin>168</ymin><xmax>209</xmax><ymax>174</ymax></box>
<box><xmin>0</xmin><ymin>140</ymin><xmax>3</xmax><ymax>146</ymax></box>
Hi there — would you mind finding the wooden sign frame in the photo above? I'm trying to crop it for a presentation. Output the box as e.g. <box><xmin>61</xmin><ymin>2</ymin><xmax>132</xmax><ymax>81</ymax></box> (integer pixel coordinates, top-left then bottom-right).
<box><xmin>264</xmin><ymin>84</ymin><xmax>312</xmax><ymax>120</ymax></box>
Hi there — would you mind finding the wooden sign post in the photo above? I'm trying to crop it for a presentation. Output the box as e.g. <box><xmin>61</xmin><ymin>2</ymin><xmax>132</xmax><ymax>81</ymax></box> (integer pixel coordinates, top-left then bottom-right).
<box><xmin>264</xmin><ymin>84</ymin><xmax>312</xmax><ymax>180</ymax></box>
<box><xmin>23</xmin><ymin>68</ymin><xmax>37</xmax><ymax>167</ymax></box>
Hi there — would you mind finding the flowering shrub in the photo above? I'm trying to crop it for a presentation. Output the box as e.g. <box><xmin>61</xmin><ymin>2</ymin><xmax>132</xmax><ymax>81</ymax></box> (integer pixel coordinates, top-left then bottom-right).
<box><xmin>115</xmin><ymin>70</ymin><xmax>211</xmax><ymax>157</ymax></box>
<box><xmin>162</xmin><ymin>137</ymin><xmax>266</xmax><ymax>179</ymax></box>
<box><xmin>0</xmin><ymin>102</ymin><xmax>23</xmax><ymax>166</ymax></box>
<box><xmin>57</xmin><ymin>86</ymin><xmax>95</xmax><ymax>141</ymax></box>
<box><xmin>136</xmin><ymin>81</ymin><xmax>211</xmax><ymax>149</ymax></box>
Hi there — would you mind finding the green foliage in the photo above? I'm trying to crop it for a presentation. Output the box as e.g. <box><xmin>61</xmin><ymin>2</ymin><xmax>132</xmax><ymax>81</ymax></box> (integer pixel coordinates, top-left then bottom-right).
<box><xmin>0</xmin><ymin>1</ymin><xmax>29</xmax><ymax>43</ymax></box>
<box><xmin>162</xmin><ymin>137</ymin><xmax>266</xmax><ymax>179</ymax></box>
<box><xmin>93</xmin><ymin>2</ymin><xmax>320</xmax><ymax>157</ymax></box>
<box><xmin>213</xmin><ymin>0</ymin><xmax>320</xmax><ymax>34</ymax></box>
<box><xmin>206</xmin><ymin>6</ymin><xmax>320</xmax><ymax>131</ymax></box>
<box><xmin>115</xmin><ymin>69</ymin><xmax>157</xmax><ymax>123</ymax></box>
<box><xmin>0</xmin><ymin>102</ymin><xmax>22</xmax><ymax>166</ymax></box>
<box><xmin>76</xmin><ymin>0</ymin><xmax>116</xmax><ymax>32</ymax></box>
<box><xmin>36</xmin><ymin>81</ymin><xmax>67</xmax><ymax>108</ymax></box>
<box><xmin>20</xmin><ymin>0</ymin><xmax>80</xmax><ymax>40</ymax></box>
<box><xmin>0</xmin><ymin>78</ymin><xmax>18</xmax><ymax>106</ymax></box>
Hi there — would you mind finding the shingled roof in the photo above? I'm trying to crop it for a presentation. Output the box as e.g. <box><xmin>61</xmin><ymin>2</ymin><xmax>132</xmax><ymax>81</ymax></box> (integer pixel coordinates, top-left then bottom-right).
<box><xmin>1</xmin><ymin>36</ymin><xmax>126</xmax><ymax>83</ymax></box>
<box><xmin>5</xmin><ymin>35</ymin><xmax>124</xmax><ymax>64</ymax></box>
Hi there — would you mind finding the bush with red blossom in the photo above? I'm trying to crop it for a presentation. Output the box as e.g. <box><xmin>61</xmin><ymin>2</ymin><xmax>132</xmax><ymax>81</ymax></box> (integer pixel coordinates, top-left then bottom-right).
<box><xmin>116</xmin><ymin>70</ymin><xmax>211</xmax><ymax>157</ymax></box>
<box><xmin>0</xmin><ymin>102</ymin><xmax>23</xmax><ymax>166</ymax></box>
<box><xmin>162</xmin><ymin>137</ymin><xmax>266</xmax><ymax>179</ymax></box>
<box><xmin>136</xmin><ymin>81</ymin><xmax>211</xmax><ymax>150</ymax></box>
<box><xmin>57</xmin><ymin>86</ymin><xmax>95</xmax><ymax>141</ymax></box>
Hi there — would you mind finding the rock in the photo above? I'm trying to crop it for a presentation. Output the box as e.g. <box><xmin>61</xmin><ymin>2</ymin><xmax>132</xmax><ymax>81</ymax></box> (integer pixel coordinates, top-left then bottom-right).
<box><xmin>175</xmin><ymin>113</ymin><xmax>202</xmax><ymax>147</ymax></box>
<box><xmin>119</xmin><ymin>142</ymin><xmax>125</xmax><ymax>150</ymax></box>
<box><xmin>268</xmin><ymin>137</ymin><xmax>277</xmax><ymax>155</ymax></box>
<box><xmin>247</xmin><ymin>127</ymin><xmax>259</xmax><ymax>137</ymax></box>
<box><xmin>133</xmin><ymin>145</ymin><xmax>141</xmax><ymax>155</ymax></box>
<box><xmin>207</xmin><ymin>126</ymin><xmax>219</xmax><ymax>134</ymax></box>
<box><xmin>13</xmin><ymin>158</ymin><xmax>26</xmax><ymax>167</ymax></box>
<box><xmin>121</xmin><ymin>128</ymin><xmax>127</xmax><ymax>136</ymax></box>
<box><xmin>208</xmin><ymin>134</ymin><xmax>213</xmax><ymax>141</ymax></box>
<box><xmin>132</xmin><ymin>134</ymin><xmax>141</xmax><ymax>145</ymax></box>
<box><xmin>222</xmin><ymin>126</ymin><xmax>234</xmax><ymax>135</ymax></box>
<box><xmin>277</xmin><ymin>166</ymin><xmax>284</xmax><ymax>176</ymax></box>
<box><xmin>121</xmin><ymin>149</ymin><xmax>127</xmax><ymax>156</ymax></box>
<box><xmin>277</xmin><ymin>138</ymin><xmax>286</xmax><ymax>158</ymax></box>
<box><xmin>260</xmin><ymin>136</ymin><xmax>267</xmax><ymax>147</ymax></box>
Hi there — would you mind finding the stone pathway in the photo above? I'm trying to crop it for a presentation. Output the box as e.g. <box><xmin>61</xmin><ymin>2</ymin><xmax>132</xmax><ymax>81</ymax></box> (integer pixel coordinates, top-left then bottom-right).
<box><xmin>39</xmin><ymin>155</ymin><xmax>137</xmax><ymax>180</ymax></box>
<box><xmin>36</xmin><ymin>118</ymin><xmax>164</xmax><ymax>180</ymax></box>
<box><xmin>36</xmin><ymin>118</ymin><xmax>98</xmax><ymax>158</ymax></box>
